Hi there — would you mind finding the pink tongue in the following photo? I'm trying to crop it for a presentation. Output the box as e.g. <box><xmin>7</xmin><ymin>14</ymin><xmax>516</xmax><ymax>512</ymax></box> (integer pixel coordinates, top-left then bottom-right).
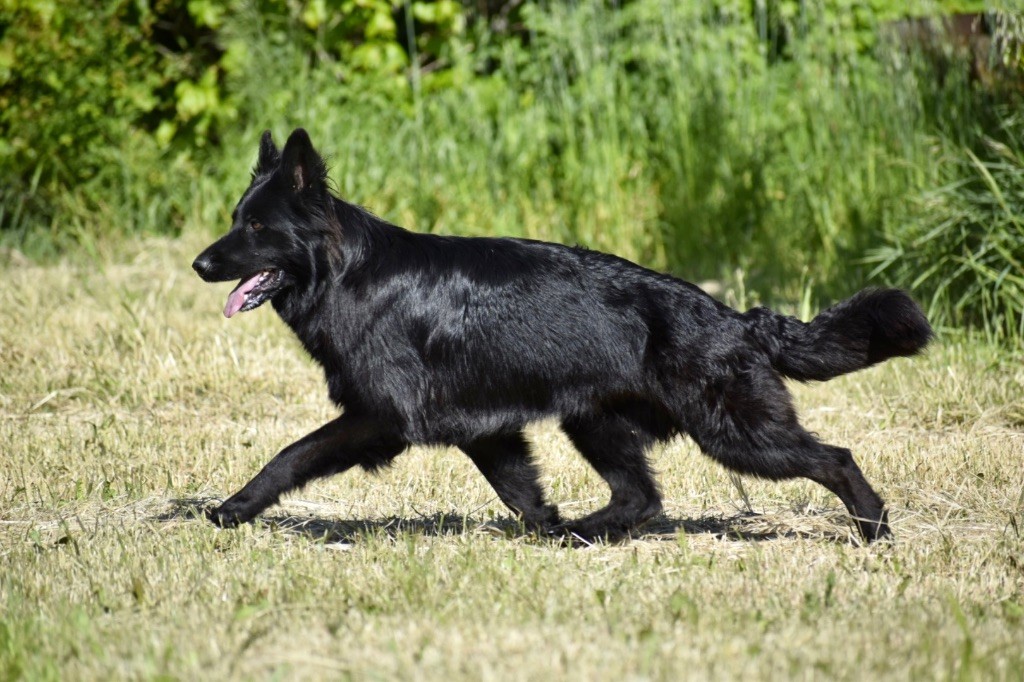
<box><xmin>224</xmin><ymin>272</ymin><xmax>265</xmax><ymax>318</ymax></box>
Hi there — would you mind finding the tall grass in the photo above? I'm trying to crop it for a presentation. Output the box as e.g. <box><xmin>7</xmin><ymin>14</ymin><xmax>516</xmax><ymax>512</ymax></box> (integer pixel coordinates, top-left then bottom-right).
<box><xmin>868</xmin><ymin>113</ymin><xmax>1024</xmax><ymax>343</ymax></box>
<box><xmin>213</xmin><ymin>1</ymin><xmax>944</xmax><ymax>298</ymax></box>
<box><xmin>3</xmin><ymin>1</ymin><xmax>1022</xmax><ymax>341</ymax></box>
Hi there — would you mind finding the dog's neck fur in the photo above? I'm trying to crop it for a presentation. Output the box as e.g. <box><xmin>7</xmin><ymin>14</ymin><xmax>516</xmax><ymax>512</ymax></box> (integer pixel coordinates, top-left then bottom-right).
<box><xmin>270</xmin><ymin>194</ymin><xmax>401</xmax><ymax>372</ymax></box>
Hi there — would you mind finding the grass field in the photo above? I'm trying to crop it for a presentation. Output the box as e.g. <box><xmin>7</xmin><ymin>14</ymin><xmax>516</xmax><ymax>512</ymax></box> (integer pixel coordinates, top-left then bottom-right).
<box><xmin>1</xmin><ymin>238</ymin><xmax>1022</xmax><ymax>680</ymax></box>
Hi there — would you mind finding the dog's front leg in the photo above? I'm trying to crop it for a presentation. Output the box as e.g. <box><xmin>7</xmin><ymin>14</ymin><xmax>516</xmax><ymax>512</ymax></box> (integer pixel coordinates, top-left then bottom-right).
<box><xmin>207</xmin><ymin>412</ymin><xmax>406</xmax><ymax>528</ymax></box>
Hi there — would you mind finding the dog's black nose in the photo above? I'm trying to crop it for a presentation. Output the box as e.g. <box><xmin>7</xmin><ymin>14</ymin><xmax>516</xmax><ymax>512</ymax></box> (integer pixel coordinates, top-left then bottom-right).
<box><xmin>192</xmin><ymin>254</ymin><xmax>214</xmax><ymax>279</ymax></box>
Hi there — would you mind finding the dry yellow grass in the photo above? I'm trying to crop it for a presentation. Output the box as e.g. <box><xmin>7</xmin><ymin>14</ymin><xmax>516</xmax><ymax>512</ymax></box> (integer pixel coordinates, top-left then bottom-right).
<box><xmin>1</xmin><ymin>239</ymin><xmax>1022</xmax><ymax>680</ymax></box>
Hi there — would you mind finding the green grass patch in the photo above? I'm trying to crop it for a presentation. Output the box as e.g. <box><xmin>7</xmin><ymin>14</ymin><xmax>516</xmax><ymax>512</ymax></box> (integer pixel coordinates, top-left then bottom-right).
<box><xmin>1</xmin><ymin>242</ymin><xmax>1022</xmax><ymax>679</ymax></box>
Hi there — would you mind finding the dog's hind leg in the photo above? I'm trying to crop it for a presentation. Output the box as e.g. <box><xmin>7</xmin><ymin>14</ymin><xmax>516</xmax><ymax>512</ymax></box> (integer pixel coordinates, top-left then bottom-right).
<box><xmin>688</xmin><ymin>365</ymin><xmax>891</xmax><ymax>542</ymax></box>
<box><xmin>208</xmin><ymin>412</ymin><xmax>406</xmax><ymax>528</ymax></box>
<box><xmin>557</xmin><ymin>411</ymin><xmax>663</xmax><ymax>542</ymax></box>
<box><xmin>802</xmin><ymin>444</ymin><xmax>890</xmax><ymax>542</ymax></box>
<box><xmin>701</xmin><ymin>431</ymin><xmax>890</xmax><ymax>542</ymax></box>
<box><xmin>460</xmin><ymin>432</ymin><xmax>561</xmax><ymax>530</ymax></box>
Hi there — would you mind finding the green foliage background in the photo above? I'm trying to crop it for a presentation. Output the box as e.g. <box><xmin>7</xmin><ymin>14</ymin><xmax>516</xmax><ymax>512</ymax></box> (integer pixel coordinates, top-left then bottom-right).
<box><xmin>1</xmin><ymin>0</ymin><xmax>1022</xmax><ymax>343</ymax></box>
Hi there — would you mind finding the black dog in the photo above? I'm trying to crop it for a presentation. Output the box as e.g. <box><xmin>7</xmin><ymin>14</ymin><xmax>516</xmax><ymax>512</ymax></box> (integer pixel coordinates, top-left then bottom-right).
<box><xmin>192</xmin><ymin>128</ymin><xmax>931</xmax><ymax>543</ymax></box>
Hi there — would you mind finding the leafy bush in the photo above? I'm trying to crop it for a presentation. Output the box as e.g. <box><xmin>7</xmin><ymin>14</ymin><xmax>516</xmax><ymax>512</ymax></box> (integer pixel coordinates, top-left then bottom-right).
<box><xmin>0</xmin><ymin>0</ymin><xmax>468</xmax><ymax>246</ymax></box>
<box><xmin>0</xmin><ymin>1</ymin><xmax>228</xmax><ymax>251</ymax></box>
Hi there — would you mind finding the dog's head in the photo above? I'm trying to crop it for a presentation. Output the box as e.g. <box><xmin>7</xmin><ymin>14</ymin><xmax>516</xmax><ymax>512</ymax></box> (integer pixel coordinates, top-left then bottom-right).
<box><xmin>192</xmin><ymin>128</ymin><xmax>336</xmax><ymax>317</ymax></box>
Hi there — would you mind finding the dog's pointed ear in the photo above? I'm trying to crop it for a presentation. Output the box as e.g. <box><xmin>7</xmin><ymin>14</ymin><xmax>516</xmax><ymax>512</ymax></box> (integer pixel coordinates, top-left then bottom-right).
<box><xmin>281</xmin><ymin>128</ymin><xmax>326</xmax><ymax>192</ymax></box>
<box><xmin>254</xmin><ymin>130</ymin><xmax>280</xmax><ymax>176</ymax></box>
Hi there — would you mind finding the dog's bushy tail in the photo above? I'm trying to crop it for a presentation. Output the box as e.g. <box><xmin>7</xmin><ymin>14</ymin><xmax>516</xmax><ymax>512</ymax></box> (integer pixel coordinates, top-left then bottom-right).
<box><xmin>746</xmin><ymin>289</ymin><xmax>933</xmax><ymax>382</ymax></box>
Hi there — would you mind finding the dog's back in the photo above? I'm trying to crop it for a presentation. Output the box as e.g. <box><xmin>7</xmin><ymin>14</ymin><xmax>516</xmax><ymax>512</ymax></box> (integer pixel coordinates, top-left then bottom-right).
<box><xmin>294</xmin><ymin>222</ymin><xmax>734</xmax><ymax>442</ymax></box>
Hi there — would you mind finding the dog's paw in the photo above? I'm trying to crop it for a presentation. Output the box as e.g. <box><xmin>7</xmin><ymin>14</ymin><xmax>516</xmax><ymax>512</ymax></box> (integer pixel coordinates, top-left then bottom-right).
<box><xmin>546</xmin><ymin>521</ymin><xmax>630</xmax><ymax>546</ymax></box>
<box><xmin>545</xmin><ymin>526</ymin><xmax>590</xmax><ymax>548</ymax></box>
<box><xmin>546</xmin><ymin>524</ymin><xmax>600</xmax><ymax>547</ymax></box>
<box><xmin>519</xmin><ymin>506</ymin><xmax>562</xmax><ymax>535</ymax></box>
<box><xmin>206</xmin><ymin>501</ymin><xmax>255</xmax><ymax>528</ymax></box>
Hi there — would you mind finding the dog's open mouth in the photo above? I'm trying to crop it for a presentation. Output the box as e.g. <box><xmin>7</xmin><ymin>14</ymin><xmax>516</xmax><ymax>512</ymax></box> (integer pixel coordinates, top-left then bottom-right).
<box><xmin>224</xmin><ymin>270</ymin><xmax>284</xmax><ymax>318</ymax></box>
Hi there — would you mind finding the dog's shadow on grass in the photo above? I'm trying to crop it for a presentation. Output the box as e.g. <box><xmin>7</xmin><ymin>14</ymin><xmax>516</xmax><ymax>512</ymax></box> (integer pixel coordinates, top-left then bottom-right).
<box><xmin>156</xmin><ymin>498</ymin><xmax>853</xmax><ymax>546</ymax></box>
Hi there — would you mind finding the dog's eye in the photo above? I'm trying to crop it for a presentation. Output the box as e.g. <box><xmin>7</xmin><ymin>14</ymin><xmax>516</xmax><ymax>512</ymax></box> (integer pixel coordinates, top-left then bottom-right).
<box><xmin>249</xmin><ymin>220</ymin><xmax>263</xmax><ymax>231</ymax></box>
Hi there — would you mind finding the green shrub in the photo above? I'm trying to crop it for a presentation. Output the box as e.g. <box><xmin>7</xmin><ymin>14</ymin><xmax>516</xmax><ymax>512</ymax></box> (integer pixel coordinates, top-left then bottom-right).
<box><xmin>0</xmin><ymin>0</ymin><xmax>467</xmax><ymax>245</ymax></box>
<box><xmin>867</xmin><ymin>116</ymin><xmax>1024</xmax><ymax>344</ymax></box>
